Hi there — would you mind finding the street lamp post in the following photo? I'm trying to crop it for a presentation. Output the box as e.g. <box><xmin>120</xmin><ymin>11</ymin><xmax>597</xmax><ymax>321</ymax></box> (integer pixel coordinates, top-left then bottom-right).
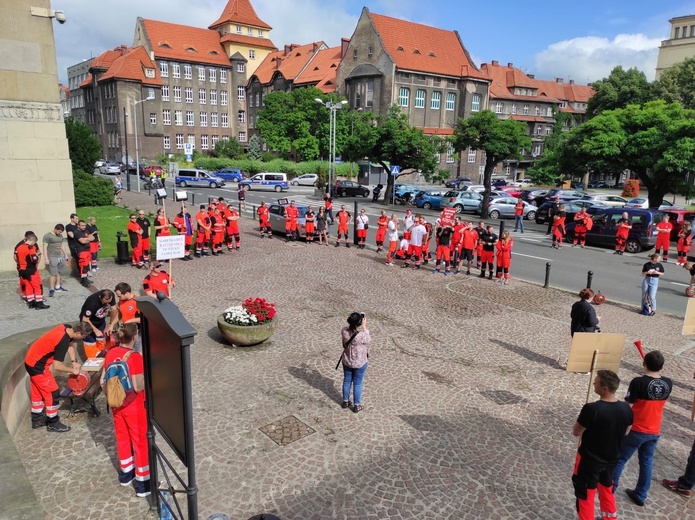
<box><xmin>123</xmin><ymin>107</ymin><xmax>130</xmax><ymax>191</ymax></box>
<box><xmin>315</xmin><ymin>98</ymin><xmax>348</xmax><ymax>195</ymax></box>
<box><xmin>133</xmin><ymin>94</ymin><xmax>154</xmax><ymax>192</ymax></box>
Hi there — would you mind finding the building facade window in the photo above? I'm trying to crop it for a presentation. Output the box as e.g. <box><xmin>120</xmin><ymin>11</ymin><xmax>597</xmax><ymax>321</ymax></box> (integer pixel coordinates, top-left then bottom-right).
<box><xmin>174</xmin><ymin>110</ymin><xmax>183</xmax><ymax>126</ymax></box>
<box><xmin>247</xmin><ymin>27</ymin><xmax>253</xmax><ymax>36</ymax></box>
<box><xmin>220</xmin><ymin>70</ymin><xmax>227</xmax><ymax>83</ymax></box>
<box><xmin>173</xmin><ymin>86</ymin><xmax>181</xmax><ymax>103</ymax></box>
<box><xmin>150</xmin><ymin>113</ymin><xmax>156</xmax><ymax>125</ymax></box>
<box><xmin>187</xmin><ymin>134</ymin><xmax>195</xmax><ymax>145</ymax></box>
<box><xmin>163</xmin><ymin>136</ymin><xmax>170</xmax><ymax>150</ymax></box>
<box><xmin>172</xmin><ymin>63</ymin><xmax>180</xmax><ymax>79</ymax></box>
<box><xmin>201</xmin><ymin>135</ymin><xmax>209</xmax><ymax>150</ymax></box>
<box><xmin>159</xmin><ymin>61</ymin><xmax>168</xmax><ymax>78</ymax></box>
<box><xmin>238</xmin><ymin>110</ymin><xmax>246</xmax><ymax>123</ymax></box>
<box><xmin>211</xmin><ymin>113</ymin><xmax>218</xmax><ymax>127</ymax></box>
<box><xmin>212</xmin><ymin>135</ymin><xmax>219</xmax><ymax>147</ymax></box>
<box><xmin>511</xmin><ymin>104</ymin><xmax>517</xmax><ymax>115</ymax></box>
<box><xmin>431</xmin><ymin>91</ymin><xmax>441</xmax><ymax>110</ymax></box>
<box><xmin>199</xmin><ymin>89</ymin><xmax>206</xmax><ymax>104</ymax></box>
<box><xmin>238</xmin><ymin>131</ymin><xmax>247</xmax><ymax>142</ymax></box>
<box><xmin>546</xmin><ymin>106</ymin><xmax>553</xmax><ymax>116</ymax></box>
<box><xmin>221</xmin><ymin>113</ymin><xmax>229</xmax><ymax>128</ymax></box>
<box><xmin>445</xmin><ymin>142</ymin><xmax>455</xmax><ymax>163</ymax></box>
<box><xmin>237</xmin><ymin>63</ymin><xmax>245</xmax><ymax>73</ymax></box>
<box><xmin>184</xmin><ymin>64</ymin><xmax>192</xmax><ymax>80</ymax></box>
<box><xmin>535</xmin><ymin>105</ymin><xmax>540</xmax><ymax>116</ymax></box>
<box><xmin>198</xmin><ymin>66</ymin><xmax>205</xmax><ymax>81</ymax></box>
<box><xmin>533</xmin><ymin>145</ymin><xmax>541</xmax><ymax>156</ymax></box>
<box><xmin>176</xmin><ymin>134</ymin><xmax>184</xmax><ymax>149</ymax></box>
<box><xmin>471</xmin><ymin>94</ymin><xmax>481</xmax><ymax>112</ymax></box>
<box><xmin>446</xmin><ymin>92</ymin><xmax>455</xmax><ymax>111</ymax></box>
<box><xmin>468</xmin><ymin>148</ymin><xmax>476</xmax><ymax>163</ymax></box>
<box><xmin>237</xmin><ymin>86</ymin><xmax>245</xmax><ymax>100</ymax></box>
<box><xmin>220</xmin><ymin>90</ymin><xmax>228</xmax><ymax>106</ymax></box>
<box><xmin>163</xmin><ymin>109</ymin><xmax>171</xmax><ymax>125</ymax></box>
<box><xmin>414</xmin><ymin>89</ymin><xmax>426</xmax><ymax>108</ymax></box>
<box><xmin>546</xmin><ymin>126</ymin><xmax>552</xmax><ymax>136</ymax></box>
<box><xmin>210</xmin><ymin>90</ymin><xmax>217</xmax><ymax>105</ymax></box>
<box><xmin>186</xmin><ymin>111</ymin><xmax>194</xmax><ymax>126</ymax></box>
<box><xmin>200</xmin><ymin>112</ymin><xmax>207</xmax><ymax>127</ymax></box>
<box><xmin>236</xmin><ymin>25</ymin><xmax>242</xmax><ymax>34</ymax></box>
<box><xmin>249</xmin><ymin>50</ymin><xmax>255</xmax><ymax>60</ymax></box>
<box><xmin>537</xmin><ymin>125</ymin><xmax>543</xmax><ymax>135</ymax></box>
<box><xmin>209</xmin><ymin>68</ymin><xmax>216</xmax><ymax>83</ymax></box>
<box><xmin>495</xmin><ymin>102</ymin><xmax>503</xmax><ymax>114</ymax></box>
<box><xmin>255</xmin><ymin>92</ymin><xmax>260</xmax><ymax>106</ymax></box>
<box><xmin>185</xmin><ymin>87</ymin><xmax>193</xmax><ymax>103</ymax></box>
<box><xmin>398</xmin><ymin>87</ymin><xmax>409</xmax><ymax>107</ymax></box>
<box><xmin>523</xmin><ymin>105</ymin><xmax>529</xmax><ymax>115</ymax></box>
<box><xmin>162</xmin><ymin>85</ymin><xmax>169</xmax><ymax>101</ymax></box>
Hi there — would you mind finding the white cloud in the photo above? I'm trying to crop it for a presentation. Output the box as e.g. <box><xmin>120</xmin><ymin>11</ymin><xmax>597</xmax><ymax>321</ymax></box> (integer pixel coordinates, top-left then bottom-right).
<box><xmin>533</xmin><ymin>33</ymin><xmax>661</xmax><ymax>84</ymax></box>
<box><xmin>53</xmin><ymin>0</ymin><xmax>357</xmax><ymax>83</ymax></box>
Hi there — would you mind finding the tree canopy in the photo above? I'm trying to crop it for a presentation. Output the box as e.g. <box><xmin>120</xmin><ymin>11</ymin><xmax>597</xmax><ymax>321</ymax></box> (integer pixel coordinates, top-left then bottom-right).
<box><xmin>64</xmin><ymin>116</ymin><xmax>101</xmax><ymax>173</ymax></box>
<box><xmin>654</xmin><ymin>57</ymin><xmax>695</xmax><ymax>111</ymax></box>
<box><xmin>586</xmin><ymin>66</ymin><xmax>654</xmax><ymax>118</ymax></box>
<box><xmin>562</xmin><ymin>100</ymin><xmax>695</xmax><ymax>207</ymax></box>
<box><xmin>452</xmin><ymin>110</ymin><xmax>531</xmax><ymax>217</ymax></box>
<box><xmin>247</xmin><ymin>134</ymin><xmax>262</xmax><ymax>161</ymax></box>
<box><xmin>211</xmin><ymin>137</ymin><xmax>244</xmax><ymax>159</ymax></box>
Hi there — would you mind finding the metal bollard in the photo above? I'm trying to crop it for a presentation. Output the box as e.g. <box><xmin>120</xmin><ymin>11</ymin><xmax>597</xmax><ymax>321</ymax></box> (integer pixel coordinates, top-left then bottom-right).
<box><xmin>587</xmin><ymin>270</ymin><xmax>593</xmax><ymax>289</ymax></box>
<box><xmin>544</xmin><ymin>262</ymin><xmax>551</xmax><ymax>288</ymax></box>
<box><xmin>252</xmin><ymin>204</ymin><xmax>257</xmax><ymax>220</ymax></box>
<box><xmin>191</xmin><ymin>193</ymin><xmax>195</xmax><ymax>205</ymax></box>
<box><xmin>499</xmin><ymin>220</ymin><xmax>505</xmax><ymax>237</ymax></box>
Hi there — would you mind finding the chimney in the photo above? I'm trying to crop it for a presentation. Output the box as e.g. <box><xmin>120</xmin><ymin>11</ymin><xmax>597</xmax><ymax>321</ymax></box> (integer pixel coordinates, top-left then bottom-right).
<box><xmin>313</xmin><ymin>42</ymin><xmax>318</xmax><ymax>53</ymax></box>
<box><xmin>341</xmin><ymin>37</ymin><xmax>350</xmax><ymax>60</ymax></box>
<box><xmin>507</xmin><ymin>62</ymin><xmax>513</xmax><ymax>68</ymax></box>
<box><xmin>527</xmin><ymin>74</ymin><xmax>534</xmax><ymax>79</ymax></box>
<box><xmin>491</xmin><ymin>60</ymin><xmax>499</xmax><ymax>66</ymax></box>
<box><xmin>569</xmin><ymin>79</ymin><xmax>575</xmax><ymax>85</ymax></box>
<box><xmin>284</xmin><ymin>44</ymin><xmax>292</xmax><ymax>56</ymax></box>
<box><xmin>556</xmin><ymin>78</ymin><xmax>563</xmax><ymax>84</ymax></box>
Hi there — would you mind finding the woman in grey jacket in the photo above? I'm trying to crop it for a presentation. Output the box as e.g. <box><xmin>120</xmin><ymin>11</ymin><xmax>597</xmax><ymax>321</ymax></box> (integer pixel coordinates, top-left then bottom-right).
<box><xmin>341</xmin><ymin>312</ymin><xmax>370</xmax><ymax>413</ymax></box>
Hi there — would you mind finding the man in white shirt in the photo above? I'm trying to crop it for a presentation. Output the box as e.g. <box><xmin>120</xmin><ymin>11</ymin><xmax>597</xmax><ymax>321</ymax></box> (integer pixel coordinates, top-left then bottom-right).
<box><xmin>385</xmin><ymin>214</ymin><xmax>400</xmax><ymax>266</ymax></box>
<box><xmin>402</xmin><ymin>216</ymin><xmax>427</xmax><ymax>269</ymax></box>
<box><xmin>403</xmin><ymin>209</ymin><xmax>414</xmax><ymax>240</ymax></box>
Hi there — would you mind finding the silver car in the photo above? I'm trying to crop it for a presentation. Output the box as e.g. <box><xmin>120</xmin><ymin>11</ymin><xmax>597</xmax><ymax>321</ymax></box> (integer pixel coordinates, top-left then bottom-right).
<box><xmin>268</xmin><ymin>203</ymin><xmax>309</xmax><ymax>238</ymax></box>
<box><xmin>440</xmin><ymin>190</ymin><xmax>483</xmax><ymax>213</ymax></box>
<box><xmin>100</xmin><ymin>162</ymin><xmax>121</xmax><ymax>175</ymax></box>
<box><xmin>291</xmin><ymin>174</ymin><xmax>318</xmax><ymax>186</ymax></box>
<box><xmin>578</xmin><ymin>193</ymin><xmax>627</xmax><ymax>207</ymax></box>
<box><xmin>477</xmin><ymin>196</ymin><xmax>537</xmax><ymax>220</ymax></box>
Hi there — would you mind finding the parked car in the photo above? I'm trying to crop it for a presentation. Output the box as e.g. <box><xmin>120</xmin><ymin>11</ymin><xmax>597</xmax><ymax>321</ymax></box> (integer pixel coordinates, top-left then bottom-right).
<box><xmin>499</xmin><ymin>186</ymin><xmax>521</xmax><ymax>198</ymax></box>
<box><xmin>577</xmin><ymin>193</ymin><xmax>628</xmax><ymax>207</ymax></box>
<box><xmin>572</xmin><ymin>200</ymin><xmax>610</xmax><ymax>212</ymax></box>
<box><xmin>414</xmin><ymin>190</ymin><xmax>445</xmax><ymax>210</ymax></box>
<box><xmin>214</xmin><ymin>168</ymin><xmax>245</xmax><ymax>183</ymax></box>
<box><xmin>565</xmin><ymin>208</ymin><xmax>664</xmax><ymax>254</ymax></box>
<box><xmin>95</xmin><ymin>159</ymin><xmax>106</xmax><ymax>169</ymax></box>
<box><xmin>334</xmin><ymin>180</ymin><xmax>369</xmax><ymax>197</ymax></box>
<box><xmin>476</xmin><ymin>196</ymin><xmax>536</xmax><ymax>220</ymax></box>
<box><xmin>445</xmin><ymin>177</ymin><xmax>472</xmax><ymax>189</ymax></box>
<box><xmin>535</xmin><ymin>201</ymin><xmax>586</xmax><ymax>224</ymax></box>
<box><xmin>492</xmin><ymin>179</ymin><xmax>508</xmax><ymax>187</ymax></box>
<box><xmin>175</xmin><ymin>168</ymin><xmax>226</xmax><ymax>189</ymax></box>
<box><xmin>268</xmin><ymin>202</ymin><xmax>309</xmax><ymax>238</ymax></box>
<box><xmin>240</xmin><ymin>172</ymin><xmax>289</xmax><ymax>192</ymax></box>
<box><xmin>521</xmin><ymin>189</ymin><xmax>548</xmax><ymax>206</ymax></box>
<box><xmin>588</xmin><ymin>181</ymin><xmax>611</xmax><ymax>189</ymax></box>
<box><xmin>440</xmin><ymin>190</ymin><xmax>482</xmax><ymax>213</ymax></box>
<box><xmin>511</xmin><ymin>179</ymin><xmax>535</xmax><ymax>188</ymax></box>
<box><xmin>624</xmin><ymin>197</ymin><xmax>675</xmax><ymax>209</ymax></box>
<box><xmin>660</xmin><ymin>208</ymin><xmax>695</xmax><ymax>241</ymax></box>
<box><xmin>141</xmin><ymin>165</ymin><xmax>163</xmax><ymax>177</ymax></box>
<box><xmin>291</xmin><ymin>173</ymin><xmax>318</xmax><ymax>186</ymax></box>
<box><xmin>542</xmin><ymin>188</ymin><xmax>587</xmax><ymax>205</ymax></box>
<box><xmin>100</xmin><ymin>162</ymin><xmax>121</xmax><ymax>175</ymax></box>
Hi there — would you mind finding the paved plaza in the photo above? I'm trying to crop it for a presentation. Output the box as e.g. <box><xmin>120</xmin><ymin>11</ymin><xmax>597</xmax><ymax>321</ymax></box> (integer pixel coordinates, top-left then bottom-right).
<box><xmin>4</xmin><ymin>190</ymin><xmax>695</xmax><ymax>519</ymax></box>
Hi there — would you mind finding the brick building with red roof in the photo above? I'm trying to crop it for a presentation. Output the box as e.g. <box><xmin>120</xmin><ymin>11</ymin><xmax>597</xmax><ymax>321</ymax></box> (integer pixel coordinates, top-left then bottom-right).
<box><xmin>336</xmin><ymin>8</ymin><xmax>491</xmax><ymax>179</ymax></box>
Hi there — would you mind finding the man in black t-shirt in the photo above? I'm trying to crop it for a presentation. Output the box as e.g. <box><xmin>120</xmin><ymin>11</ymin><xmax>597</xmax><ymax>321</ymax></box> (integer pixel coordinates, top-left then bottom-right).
<box><xmin>136</xmin><ymin>211</ymin><xmax>152</xmax><ymax>263</ymax></box>
<box><xmin>478</xmin><ymin>226</ymin><xmax>498</xmax><ymax>280</ymax></box>
<box><xmin>572</xmin><ymin>369</ymin><xmax>633</xmax><ymax>520</ymax></box>
<box><xmin>79</xmin><ymin>289</ymin><xmax>118</xmax><ymax>358</ymax></box>
<box><xmin>65</xmin><ymin>213</ymin><xmax>79</xmax><ymax>274</ymax></box>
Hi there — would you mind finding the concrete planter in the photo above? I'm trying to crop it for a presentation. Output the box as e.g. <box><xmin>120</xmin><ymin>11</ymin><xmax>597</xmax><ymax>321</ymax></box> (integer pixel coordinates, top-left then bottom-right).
<box><xmin>217</xmin><ymin>315</ymin><xmax>277</xmax><ymax>347</ymax></box>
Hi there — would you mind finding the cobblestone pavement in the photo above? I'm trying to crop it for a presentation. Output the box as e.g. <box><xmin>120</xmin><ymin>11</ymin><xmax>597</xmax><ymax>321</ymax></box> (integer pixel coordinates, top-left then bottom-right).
<box><xmin>8</xmin><ymin>190</ymin><xmax>695</xmax><ymax>519</ymax></box>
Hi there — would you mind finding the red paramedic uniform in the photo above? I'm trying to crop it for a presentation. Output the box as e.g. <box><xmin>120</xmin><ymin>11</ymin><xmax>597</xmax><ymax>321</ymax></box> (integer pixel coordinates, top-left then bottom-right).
<box><xmin>142</xmin><ymin>270</ymin><xmax>171</xmax><ymax>298</ymax></box>
<box><xmin>127</xmin><ymin>221</ymin><xmax>143</xmax><ymax>266</ymax></box>
<box><xmin>257</xmin><ymin>205</ymin><xmax>271</xmax><ymax>236</ymax></box>
<box><xmin>655</xmin><ymin>220</ymin><xmax>672</xmax><ymax>260</ymax></box>
<box><xmin>16</xmin><ymin>242</ymin><xmax>44</xmax><ymax>303</ymax></box>
<box><xmin>226</xmin><ymin>208</ymin><xmax>241</xmax><ymax>249</ymax></box>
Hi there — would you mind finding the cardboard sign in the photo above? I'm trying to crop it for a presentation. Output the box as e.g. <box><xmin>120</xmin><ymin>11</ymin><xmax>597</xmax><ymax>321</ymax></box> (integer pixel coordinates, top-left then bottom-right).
<box><xmin>156</xmin><ymin>235</ymin><xmax>186</xmax><ymax>260</ymax></box>
<box><xmin>566</xmin><ymin>332</ymin><xmax>626</xmax><ymax>373</ymax></box>
<box><xmin>683</xmin><ymin>298</ymin><xmax>695</xmax><ymax>335</ymax></box>
<box><xmin>440</xmin><ymin>207</ymin><xmax>456</xmax><ymax>227</ymax></box>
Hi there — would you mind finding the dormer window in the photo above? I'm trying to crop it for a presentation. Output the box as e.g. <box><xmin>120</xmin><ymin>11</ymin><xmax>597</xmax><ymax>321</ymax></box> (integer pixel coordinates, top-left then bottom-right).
<box><xmin>396</xmin><ymin>46</ymin><xmax>404</xmax><ymax>51</ymax></box>
<box><xmin>160</xmin><ymin>43</ymin><xmax>172</xmax><ymax>49</ymax></box>
<box><xmin>185</xmin><ymin>47</ymin><xmax>197</xmax><ymax>53</ymax></box>
<box><xmin>209</xmin><ymin>51</ymin><xmax>219</xmax><ymax>56</ymax></box>
<box><xmin>259</xmin><ymin>30</ymin><xmax>264</xmax><ymax>38</ymax></box>
<box><xmin>429</xmin><ymin>52</ymin><xmax>436</xmax><ymax>57</ymax></box>
<box><xmin>144</xmin><ymin>68</ymin><xmax>155</xmax><ymax>78</ymax></box>
<box><xmin>413</xmin><ymin>49</ymin><xmax>421</xmax><ymax>55</ymax></box>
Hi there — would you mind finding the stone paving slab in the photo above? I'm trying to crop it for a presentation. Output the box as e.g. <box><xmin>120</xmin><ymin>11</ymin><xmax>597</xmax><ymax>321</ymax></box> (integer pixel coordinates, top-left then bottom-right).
<box><xmin>7</xmin><ymin>189</ymin><xmax>695</xmax><ymax>519</ymax></box>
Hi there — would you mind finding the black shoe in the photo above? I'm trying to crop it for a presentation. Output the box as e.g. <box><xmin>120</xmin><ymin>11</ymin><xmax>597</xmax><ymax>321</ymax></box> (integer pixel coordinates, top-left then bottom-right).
<box><xmin>488</xmin><ymin>274</ymin><xmax>493</xmax><ymax>280</ymax></box>
<box><xmin>335</xmin><ymin>243</ymin><xmax>340</xmax><ymax>247</ymax></box>
<box><xmin>46</xmin><ymin>421</ymin><xmax>70</xmax><ymax>433</ymax></box>
<box><xmin>478</xmin><ymin>273</ymin><xmax>486</xmax><ymax>278</ymax></box>
<box><xmin>613</xmin><ymin>250</ymin><xmax>619</xmax><ymax>254</ymax></box>
<box><xmin>119</xmin><ymin>470</ymin><xmax>135</xmax><ymax>486</ymax></box>
<box><xmin>134</xmin><ymin>479</ymin><xmax>151</xmax><ymax>498</ymax></box>
<box><xmin>34</xmin><ymin>301</ymin><xmax>50</xmax><ymax>310</ymax></box>
<box><xmin>27</xmin><ymin>301</ymin><xmax>36</xmax><ymax>309</ymax></box>
<box><xmin>625</xmin><ymin>489</ymin><xmax>644</xmax><ymax>507</ymax></box>
<box><xmin>346</xmin><ymin>243</ymin><xmax>350</xmax><ymax>248</ymax></box>
<box><xmin>31</xmin><ymin>418</ymin><xmax>46</xmax><ymax>429</ymax></box>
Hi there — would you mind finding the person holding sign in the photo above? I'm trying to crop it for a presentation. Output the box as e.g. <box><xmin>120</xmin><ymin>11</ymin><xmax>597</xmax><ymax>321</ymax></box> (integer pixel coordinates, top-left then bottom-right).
<box><xmin>153</xmin><ymin>208</ymin><xmax>171</xmax><ymax>237</ymax></box>
<box><xmin>572</xmin><ymin>370</ymin><xmax>633</xmax><ymax>520</ymax></box>
<box><xmin>142</xmin><ymin>262</ymin><xmax>173</xmax><ymax>298</ymax></box>
<box><xmin>173</xmin><ymin>205</ymin><xmax>194</xmax><ymax>261</ymax></box>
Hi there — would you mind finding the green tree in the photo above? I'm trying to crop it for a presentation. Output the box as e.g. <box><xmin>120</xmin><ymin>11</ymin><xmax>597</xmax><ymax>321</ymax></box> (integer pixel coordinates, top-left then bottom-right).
<box><xmin>452</xmin><ymin>110</ymin><xmax>531</xmax><ymax>217</ymax></box>
<box><xmin>563</xmin><ymin>100</ymin><xmax>695</xmax><ymax>207</ymax></box>
<box><xmin>586</xmin><ymin>66</ymin><xmax>654</xmax><ymax>118</ymax></box>
<box><xmin>654</xmin><ymin>57</ymin><xmax>695</xmax><ymax>110</ymax></box>
<box><xmin>247</xmin><ymin>134</ymin><xmax>262</xmax><ymax>160</ymax></box>
<box><xmin>73</xmin><ymin>169</ymin><xmax>113</xmax><ymax>206</ymax></box>
<box><xmin>64</xmin><ymin>116</ymin><xmax>101</xmax><ymax>172</ymax></box>
<box><xmin>211</xmin><ymin>138</ymin><xmax>244</xmax><ymax>159</ymax></box>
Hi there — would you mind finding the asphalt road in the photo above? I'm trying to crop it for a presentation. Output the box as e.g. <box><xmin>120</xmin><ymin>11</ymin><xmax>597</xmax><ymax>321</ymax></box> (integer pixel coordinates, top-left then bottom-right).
<box><xmin>106</xmin><ymin>174</ymin><xmax>693</xmax><ymax>317</ymax></box>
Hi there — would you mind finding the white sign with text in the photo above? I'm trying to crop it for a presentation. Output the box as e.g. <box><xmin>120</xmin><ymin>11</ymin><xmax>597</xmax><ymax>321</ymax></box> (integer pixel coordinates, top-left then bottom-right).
<box><xmin>156</xmin><ymin>235</ymin><xmax>186</xmax><ymax>260</ymax></box>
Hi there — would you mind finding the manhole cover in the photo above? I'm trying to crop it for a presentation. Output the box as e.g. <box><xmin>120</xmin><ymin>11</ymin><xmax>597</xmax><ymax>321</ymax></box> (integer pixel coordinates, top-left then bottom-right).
<box><xmin>479</xmin><ymin>390</ymin><xmax>527</xmax><ymax>405</ymax></box>
<box><xmin>259</xmin><ymin>415</ymin><xmax>316</xmax><ymax>446</ymax></box>
<box><xmin>399</xmin><ymin>414</ymin><xmax>449</xmax><ymax>432</ymax></box>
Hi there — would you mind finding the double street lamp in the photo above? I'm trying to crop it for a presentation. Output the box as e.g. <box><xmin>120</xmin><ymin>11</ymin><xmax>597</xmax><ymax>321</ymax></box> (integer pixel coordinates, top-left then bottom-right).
<box><xmin>133</xmin><ymin>94</ymin><xmax>154</xmax><ymax>192</ymax></box>
<box><xmin>315</xmin><ymin>98</ymin><xmax>348</xmax><ymax>194</ymax></box>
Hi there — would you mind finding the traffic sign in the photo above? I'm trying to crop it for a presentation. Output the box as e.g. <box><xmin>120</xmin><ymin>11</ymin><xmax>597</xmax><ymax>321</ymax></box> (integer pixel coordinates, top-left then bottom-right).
<box><xmin>390</xmin><ymin>165</ymin><xmax>400</xmax><ymax>176</ymax></box>
<box><xmin>184</xmin><ymin>143</ymin><xmax>193</xmax><ymax>155</ymax></box>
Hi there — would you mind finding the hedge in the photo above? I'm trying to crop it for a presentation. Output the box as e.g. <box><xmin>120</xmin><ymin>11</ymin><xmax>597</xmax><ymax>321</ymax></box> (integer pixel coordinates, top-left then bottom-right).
<box><xmin>73</xmin><ymin>169</ymin><xmax>114</xmax><ymax>207</ymax></box>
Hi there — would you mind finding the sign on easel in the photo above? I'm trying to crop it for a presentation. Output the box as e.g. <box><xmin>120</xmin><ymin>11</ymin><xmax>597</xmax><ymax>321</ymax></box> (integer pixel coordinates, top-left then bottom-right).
<box><xmin>156</xmin><ymin>235</ymin><xmax>186</xmax><ymax>261</ymax></box>
<box><xmin>682</xmin><ymin>298</ymin><xmax>695</xmax><ymax>335</ymax></box>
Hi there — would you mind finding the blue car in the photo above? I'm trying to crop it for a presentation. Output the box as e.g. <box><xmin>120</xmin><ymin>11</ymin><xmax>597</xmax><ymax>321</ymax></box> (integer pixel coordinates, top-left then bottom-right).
<box><xmin>414</xmin><ymin>190</ymin><xmax>445</xmax><ymax>210</ymax></box>
<box><xmin>214</xmin><ymin>168</ymin><xmax>245</xmax><ymax>183</ymax></box>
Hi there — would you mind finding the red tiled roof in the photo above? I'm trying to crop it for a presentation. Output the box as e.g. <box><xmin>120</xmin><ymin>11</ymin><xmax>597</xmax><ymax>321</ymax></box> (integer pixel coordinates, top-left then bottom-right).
<box><xmin>294</xmin><ymin>45</ymin><xmax>341</xmax><ymax>92</ymax></box>
<box><xmin>369</xmin><ymin>11</ymin><xmax>487</xmax><ymax>80</ymax></box>
<box><xmin>482</xmin><ymin>62</ymin><xmax>563</xmax><ymax>103</ymax></box>
<box><xmin>219</xmin><ymin>33</ymin><xmax>276</xmax><ymax>49</ymax></box>
<box><xmin>141</xmin><ymin>19</ymin><xmax>231</xmax><ymax>67</ymax></box>
<box><xmin>420</xmin><ymin>127</ymin><xmax>454</xmax><ymax>135</ymax></box>
<box><xmin>209</xmin><ymin>0</ymin><xmax>272</xmax><ymax>30</ymax></box>
<box><xmin>79</xmin><ymin>73</ymin><xmax>92</xmax><ymax>88</ymax></box>
<box><xmin>562</xmin><ymin>83</ymin><xmax>594</xmax><ymax>103</ymax></box>
<box><xmin>251</xmin><ymin>42</ymin><xmax>325</xmax><ymax>85</ymax></box>
<box><xmin>91</xmin><ymin>46</ymin><xmax>128</xmax><ymax>70</ymax></box>
<box><xmin>98</xmin><ymin>46</ymin><xmax>163</xmax><ymax>86</ymax></box>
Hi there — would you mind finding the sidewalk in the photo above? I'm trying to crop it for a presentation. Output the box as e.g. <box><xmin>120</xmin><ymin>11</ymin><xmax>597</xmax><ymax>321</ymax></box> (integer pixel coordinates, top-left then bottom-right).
<box><xmin>6</xmin><ymin>188</ymin><xmax>695</xmax><ymax>519</ymax></box>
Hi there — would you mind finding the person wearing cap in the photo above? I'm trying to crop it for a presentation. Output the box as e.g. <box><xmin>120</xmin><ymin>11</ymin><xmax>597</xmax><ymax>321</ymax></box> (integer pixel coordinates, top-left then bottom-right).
<box><xmin>340</xmin><ymin>312</ymin><xmax>370</xmax><ymax>413</ymax></box>
<box><xmin>174</xmin><ymin>205</ymin><xmax>194</xmax><ymax>261</ymax></box>
<box><xmin>142</xmin><ymin>261</ymin><xmax>173</xmax><ymax>298</ymax></box>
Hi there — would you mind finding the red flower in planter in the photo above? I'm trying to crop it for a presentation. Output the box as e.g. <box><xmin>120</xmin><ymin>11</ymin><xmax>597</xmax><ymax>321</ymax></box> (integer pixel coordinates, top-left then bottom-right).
<box><xmin>242</xmin><ymin>297</ymin><xmax>276</xmax><ymax>323</ymax></box>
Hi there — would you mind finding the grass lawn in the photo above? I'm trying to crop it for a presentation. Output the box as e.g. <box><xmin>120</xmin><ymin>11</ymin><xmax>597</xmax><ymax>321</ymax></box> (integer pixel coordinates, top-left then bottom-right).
<box><xmin>77</xmin><ymin>206</ymin><xmax>167</xmax><ymax>259</ymax></box>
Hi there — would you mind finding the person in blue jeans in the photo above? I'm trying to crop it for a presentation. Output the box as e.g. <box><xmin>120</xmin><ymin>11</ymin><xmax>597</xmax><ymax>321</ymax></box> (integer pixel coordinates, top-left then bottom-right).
<box><xmin>641</xmin><ymin>253</ymin><xmax>664</xmax><ymax>315</ymax></box>
<box><xmin>340</xmin><ymin>312</ymin><xmax>370</xmax><ymax>413</ymax></box>
<box><xmin>513</xmin><ymin>197</ymin><xmax>525</xmax><ymax>233</ymax></box>
<box><xmin>613</xmin><ymin>350</ymin><xmax>672</xmax><ymax>506</ymax></box>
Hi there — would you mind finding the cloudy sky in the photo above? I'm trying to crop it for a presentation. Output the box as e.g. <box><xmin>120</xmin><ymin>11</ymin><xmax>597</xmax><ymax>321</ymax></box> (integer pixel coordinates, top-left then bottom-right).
<box><xmin>53</xmin><ymin>0</ymin><xmax>695</xmax><ymax>85</ymax></box>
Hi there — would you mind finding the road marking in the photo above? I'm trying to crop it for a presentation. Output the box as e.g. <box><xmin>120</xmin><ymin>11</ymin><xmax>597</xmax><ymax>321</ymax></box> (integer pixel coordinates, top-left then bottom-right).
<box><xmin>518</xmin><ymin>237</ymin><xmax>542</xmax><ymax>243</ymax></box>
<box><xmin>512</xmin><ymin>252</ymin><xmax>552</xmax><ymax>261</ymax></box>
<box><xmin>670</xmin><ymin>282</ymin><xmax>689</xmax><ymax>287</ymax></box>
<box><xmin>674</xmin><ymin>341</ymin><xmax>695</xmax><ymax>355</ymax></box>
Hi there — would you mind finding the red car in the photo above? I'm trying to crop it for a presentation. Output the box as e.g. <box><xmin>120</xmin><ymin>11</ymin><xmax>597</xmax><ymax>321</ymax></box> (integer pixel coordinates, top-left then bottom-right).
<box><xmin>499</xmin><ymin>186</ymin><xmax>521</xmax><ymax>198</ymax></box>
<box><xmin>142</xmin><ymin>165</ymin><xmax>163</xmax><ymax>176</ymax></box>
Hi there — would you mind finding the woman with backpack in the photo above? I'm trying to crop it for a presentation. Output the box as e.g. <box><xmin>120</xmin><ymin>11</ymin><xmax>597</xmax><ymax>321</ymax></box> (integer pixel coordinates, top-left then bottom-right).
<box><xmin>339</xmin><ymin>312</ymin><xmax>371</xmax><ymax>413</ymax></box>
<box><xmin>101</xmin><ymin>323</ymin><xmax>150</xmax><ymax>497</ymax></box>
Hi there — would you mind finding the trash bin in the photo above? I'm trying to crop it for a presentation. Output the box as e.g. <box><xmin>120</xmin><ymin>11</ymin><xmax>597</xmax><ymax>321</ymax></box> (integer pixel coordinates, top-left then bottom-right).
<box><xmin>116</xmin><ymin>232</ymin><xmax>130</xmax><ymax>265</ymax></box>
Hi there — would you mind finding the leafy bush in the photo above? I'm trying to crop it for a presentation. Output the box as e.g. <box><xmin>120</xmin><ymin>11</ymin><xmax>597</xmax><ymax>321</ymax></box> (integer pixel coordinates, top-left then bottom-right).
<box><xmin>622</xmin><ymin>179</ymin><xmax>639</xmax><ymax>198</ymax></box>
<box><xmin>73</xmin><ymin>169</ymin><xmax>114</xmax><ymax>207</ymax></box>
